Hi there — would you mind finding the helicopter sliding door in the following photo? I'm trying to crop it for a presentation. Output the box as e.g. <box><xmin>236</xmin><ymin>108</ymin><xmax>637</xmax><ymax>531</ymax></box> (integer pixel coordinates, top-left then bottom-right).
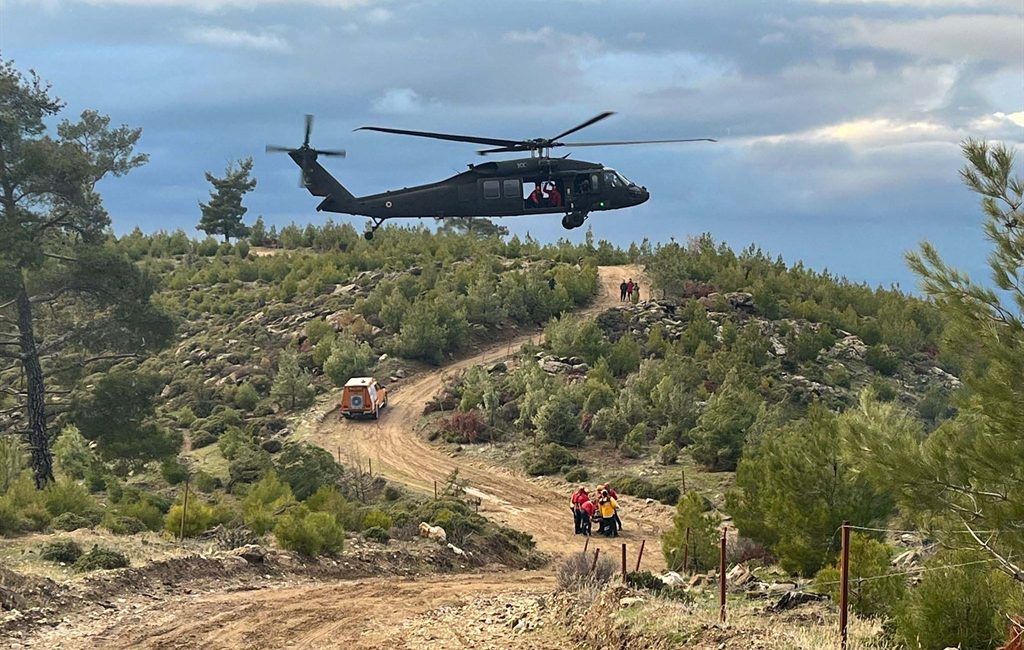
<box><xmin>522</xmin><ymin>177</ymin><xmax>566</xmax><ymax>212</ymax></box>
<box><xmin>479</xmin><ymin>178</ymin><xmax>523</xmax><ymax>215</ymax></box>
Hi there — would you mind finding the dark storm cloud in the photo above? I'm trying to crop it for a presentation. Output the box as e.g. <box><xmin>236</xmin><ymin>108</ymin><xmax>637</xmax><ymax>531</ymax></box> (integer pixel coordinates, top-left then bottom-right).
<box><xmin>3</xmin><ymin>0</ymin><xmax>1021</xmax><ymax>287</ymax></box>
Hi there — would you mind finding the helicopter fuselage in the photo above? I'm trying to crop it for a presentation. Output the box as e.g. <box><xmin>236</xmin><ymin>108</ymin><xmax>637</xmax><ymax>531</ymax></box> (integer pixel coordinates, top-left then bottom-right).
<box><xmin>313</xmin><ymin>156</ymin><xmax>649</xmax><ymax>221</ymax></box>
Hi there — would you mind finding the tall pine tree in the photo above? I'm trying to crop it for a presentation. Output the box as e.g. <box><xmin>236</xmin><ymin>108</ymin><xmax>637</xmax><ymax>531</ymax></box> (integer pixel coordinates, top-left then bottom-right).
<box><xmin>0</xmin><ymin>60</ymin><xmax>173</xmax><ymax>486</ymax></box>
<box><xmin>197</xmin><ymin>158</ymin><xmax>256</xmax><ymax>243</ymax></box>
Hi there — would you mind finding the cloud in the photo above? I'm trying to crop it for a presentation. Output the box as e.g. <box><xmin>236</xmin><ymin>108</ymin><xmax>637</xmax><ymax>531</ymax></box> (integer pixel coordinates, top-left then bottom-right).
<box><xmin>371</xmin><ymin>88</ymin><xmax>429</xmax><ymax>114</ymax></box>
<box><xmin>185</xmin><ymin>26</ymin><xmax>290</xmax><ymax>52</ymax></box>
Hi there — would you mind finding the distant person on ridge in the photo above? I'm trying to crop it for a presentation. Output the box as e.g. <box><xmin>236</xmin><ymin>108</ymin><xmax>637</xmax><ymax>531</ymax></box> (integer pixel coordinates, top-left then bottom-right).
<box><xmin>601</xmin><ymin>483</ymin><xmax>622</xmax><ymax>532</ymax></box>
<box><xmin>631</xmin><ymin>282</ymin><xmax>640</xmax><ymax>304</ymax></box>
<box><xmin>626</xmin><ymin>278</ymin><xmax>634</xmax><ymax>299</ymax></box>
<box><xmin>570</xmin><ymin>487</ymin><xmax>590</xmax><ymax>535</ymax></box>
<box><xmin>598</xmin><ymin>490</ymin><xmax>618</xmax><ymax>537</ymax></box>
<box><xmin>619</xmin><ymin>279</ymin><xmax>627</xmax><ymax>302</ymax></box>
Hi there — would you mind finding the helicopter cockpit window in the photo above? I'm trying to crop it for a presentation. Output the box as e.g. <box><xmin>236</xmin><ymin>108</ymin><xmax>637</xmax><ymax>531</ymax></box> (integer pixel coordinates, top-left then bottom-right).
<box><xmin>603</xmin><ymin>171</ymin><xmax>622</xmax><ymax>188</ymax></box>
<box><xmin>482</xmin><ymin>180</ymin><xmax>500</xmax><ymax>200</ymax></box>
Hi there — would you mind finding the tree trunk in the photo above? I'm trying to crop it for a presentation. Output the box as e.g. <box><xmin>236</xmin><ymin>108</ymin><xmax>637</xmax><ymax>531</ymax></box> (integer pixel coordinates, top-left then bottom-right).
<box><xmin>15</xmin><ymin>275</ymin><xmax>54</xmax><ymax>487</ymax></box>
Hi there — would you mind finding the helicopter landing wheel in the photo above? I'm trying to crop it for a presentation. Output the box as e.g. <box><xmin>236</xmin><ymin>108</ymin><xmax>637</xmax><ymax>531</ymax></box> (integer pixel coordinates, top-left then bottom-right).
<box><xmin>365</xmin><ymin>217</ymin><xmax>387</xmax><ymax>240</ymax></box>
<box><xmin>561</xmin><ymin>212</ymin><xmax>587</xmax><ymax>230</ymax></box>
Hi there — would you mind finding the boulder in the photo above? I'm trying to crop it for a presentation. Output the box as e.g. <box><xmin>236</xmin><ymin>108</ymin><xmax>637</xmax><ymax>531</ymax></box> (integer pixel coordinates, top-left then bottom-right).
<box><xmin>260</xmin><ymin>439</ymin><xmax>283</xmax><ymax>454</ymax></box>
<box><xmin>660</xmin><ymin>571</ymin><xmax>686</xmax><ymax>588</ymax></box>
<box><xmin>770</xmin><ymin>591</ymin><xmax>827</xmax><ymax>612</ymax></box>
<box><xmin>418</xmin><ymin>522</ymin><xmax>447</xmax><ymax>542</ymax></box>
<box><xmin>235</xmin><ymin>545</ymin><xmax>266</xmax><ymax>564</ymax></box>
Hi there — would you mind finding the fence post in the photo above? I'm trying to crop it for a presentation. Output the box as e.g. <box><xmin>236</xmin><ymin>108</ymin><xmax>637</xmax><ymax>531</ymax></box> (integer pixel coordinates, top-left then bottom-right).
<box><xmin>590</xmin><ymin>548</ymin><xmax>601</xmax><ymax>574</ymax></box>
<box><xmin>840</xmin><ymin>520</ymin><xmax>851</xmax><ymax>650</ymax></box>
<box><xmin>635</xmin><ymin>539</ymin><xmax>646</xmax><ymax>573</ymax></box>
<box><xmin>434</xmin><ymin>479</ymin><xmax>438</xmax><ymax>500</ymax></box>
<box><xmin>683</xmin><ymin>527</ymin><xmax>690</xmax><ymax>573</ymax></box>
<box><xmin>368</xmin><ymin>458</ymin><xmax>372</xmax><ymax>477</ymax></box>
<box><xmin>719</xmin><ymin>526</ymin><xmax>727</xmax><ymax>623</ymax></box>
<box><xmin>583</xmin><ymin>535</ymin><xmax>590</xmax><ymax>554</ymax></box>
<box><xmin>179</xmin><ymin>477</ymin><xmax>190</xmax><ymax>543</ymax></box>
<box><xmin>621</xmin><ymin>543</ymin><xmax>628</xmax><ymax>583</ymax></box>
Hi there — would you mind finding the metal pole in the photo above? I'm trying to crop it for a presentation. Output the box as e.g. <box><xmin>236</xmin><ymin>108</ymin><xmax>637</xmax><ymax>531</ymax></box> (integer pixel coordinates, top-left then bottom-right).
<box><xmin>840</xmin><ymin>521</ymin><xmax>851</xmax><ymax>650</ymax></box>
<box><xmin>179</xmin><ymin>477</ymin><xmax>190</xmax><ymax>543</ymax></box>
<box><xmin>719</xmin><ymin>527</ymin><xmax>727</xmax><ymax>623</ymax></box>
<box><xmin>590</xmin><ymin>548</ymin><xmax>601</xmax><ymax>574</ymax></box>
<box><xmin>621</xmin><ymin>543</ymin><xmax>627</xmax><ymax>583</ymax></box>
<box><xmin>683</xmin><ymin>527</ymin><xmax>690</xmax><ymax>573</ymax></box>
<box><xmin>635</xmin><ymin>539</ymin><xmax>646</xmax><ymax>572</ymax></box>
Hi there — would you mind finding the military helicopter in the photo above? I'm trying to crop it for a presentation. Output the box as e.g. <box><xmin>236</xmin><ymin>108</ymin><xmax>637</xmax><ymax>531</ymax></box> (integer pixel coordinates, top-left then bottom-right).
<box><xmin>266</xmin><ymin>112</ymin><xmax>714</xmax><ymax>240</ymax></box>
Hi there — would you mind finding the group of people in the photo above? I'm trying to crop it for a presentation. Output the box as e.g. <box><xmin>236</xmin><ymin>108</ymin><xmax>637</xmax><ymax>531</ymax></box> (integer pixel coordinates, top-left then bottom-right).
<box><xmin>570</xmin><ymin>484</ymin><xmax>623</xmax><ymax>537</ymax></box>
<box><xmin>619</xmin><ymin>278</ymin><xmax>640</xmax><ymax>303</ymax></box>
<box><xmin>527</xmin><ymin>181</ymin><xmax>563</xmax><ymax>209</ymax></box>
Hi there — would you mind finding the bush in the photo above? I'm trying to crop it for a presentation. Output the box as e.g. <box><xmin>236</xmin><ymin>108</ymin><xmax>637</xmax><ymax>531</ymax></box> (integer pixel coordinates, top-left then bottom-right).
<box><xmin>51</xmin><ymin>512</ymin><xmax>93</xmax><ymax>532</ymax></box>
<box><xmin>323</xmin><ymin>336</ymin><xmax>374</xmax><ymax>387</ymax></box>
<box><xmin>362</xmin><ymin>509</ymin><xmax>392</xmax><ymax>530</ymax></box>
<box><xmin>102</xmin><ymin>515</ymin><xmax>148</xmax><ymax>535</ymax></box>
<box><xmin>274</xmin><ymin>443</ymin><xmax>344</xmax><ymax>500</ymax></box>
<box><xmin>234</xmin><ymin>383</ymin><xmax>260</xmax><ymax>412</ymax></box>
<box><xmin>160</xmin><ymin>458</ymin><xmax>189</xmax><ymax>485</ymax></box>
<box><xmin>536</xmin><ymin>391</ymin><xmax>583</xmax><ymax>447</ymax></box>
<box><xmin>362</xmin><ymin>526</ymin><xmax>390</xmax><ymax>544</ymax></box>
<box><xmin>53</xmin><ymin>425</ymin><xmax>95</xmax><ymax>480</ymax></box>
<box><xmin>814</xmin><ymin>533</ymin><xmax>905</xmax><ymax>619</ymax></box>
<box><xmin>41</xmin><ymin>538</ymin><xmax>83</xmax><ymax>564</ymax></box>
<box><xmin>118</xmin><ymin>498</ymin><xmax>165</xmax><ymax>531</ymax></box>
<box><xmin>164</xmin><ymin>499</ymin><xmax>216</xmax><ymax>538</ymax></box>
<box><xmin>190</xmin><ymin>429</ymin><xmax>218</xmax><ymax>449</ymax></box>
<box><xmin>556</xmin><ymin>551</ymin><xmax>617</xmax><ymax>590</ymax></box>
<box><xmin>44</xmin><ymin>479</ymin><xmax>99</xmax><ymax>518</ymax></box>
<box><xmin>273</xmin><ymin>507</ymin><xmax>345</xmax><ymax>557</ymax></box>
<box><xmin>305</xmin><ymin>485</ymin><xmax>363</xmax><ymax>531</ymax></box>
<box><xmin>610</xmin><ymin>476</ymin><xmax>679</xmax><ymax>505</ymax></box>
<box><xmin>0</xmin><ymin>475</ymin><xmax>52</xmax><ymax>534</ymax></box>
<box><xmin>192</xmin><ymin>471</ymin><xmax>221</xmax><ymax>493</ymax></box>
<box><xmin>243</xmin><ymin>472</ymin><xmax>295</xmax><ymax>535</ymax></box>
<box><xmin>525</xmin><ymin>443</ymin><xmax>576</xmax><ymax>476</ymax></box>
<box><xmin>658</xmin><ymin>442</ymin><xmax>679</xmax><ymax>465</ymax></box>
<box><xmin>74</xmin><ymin>546</ymin><xmax>130</xmax><ymax>572</ymax></box>
<box><xmin>896</xmin><ymin>550</ymin><xmax>1020</xmax><ymax>650</ymax></box>
<box><xmin>440</xmin><ymin>410</ymin><xmax>487</xmax><ymax>444</ymax></box>
<box><xmin>563</xmin><ymin>467</ymin><xmax>589</xmax><ymax>483</ymax></box>
<box><xmin>662</xmin><ymin>492</ymin><xmax>720</xmax><ymax>572</ymax></box>
<box><xmin>865</xmin><ymin>344</ymin><xmax>899</xmax><ymax>376</ymax></box>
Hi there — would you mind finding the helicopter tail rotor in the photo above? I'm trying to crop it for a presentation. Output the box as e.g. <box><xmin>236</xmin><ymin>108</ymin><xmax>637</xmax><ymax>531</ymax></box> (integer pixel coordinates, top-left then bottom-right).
<box><xmin>265</xmin><ymin>114</ymin><xmax>346</xmax><ymax>187</ymax></box>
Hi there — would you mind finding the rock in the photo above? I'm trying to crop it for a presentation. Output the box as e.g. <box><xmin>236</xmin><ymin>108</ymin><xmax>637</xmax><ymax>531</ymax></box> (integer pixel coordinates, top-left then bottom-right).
<box><xmin>769</xmin><ymin>337</ymin><xmax>787</xmax><ymax>357</ymax></box>
<box><xmin>727</xmin><ymin>563</ymin><xmax>755</xmax><ymax>587</ymax></box>
<box><xmin>660</xmin><ymin>571</ymin><xmax>686</xmax><ymax>588</ymax></box>
<box><xmin>447</xmin><ymin>543</ymin><xmax>466</xmax><ymax>557</ymax></box>
<box><xmin>892</xmin><ymin>549</ymin><xmax>920</xmax><ymax>569</ymax></box>
<box><xmin>724</xmin><ymin>292</ymin><xmax>756</xmax><ymax>311</ymax></box>
<box><xmin>236</xmin><ymin>545</ymin><xmax>266</xmax><ymax>564</ymax></box>
<box><xmin>619</xmin><ymin>596</ymin><xmax>645</xmax><ymax>608</ymax></box>
<box><xmin>770</xmin><ymin>591</ymin><xmax>827</xmax><ymax>612</ymax></box>
<box><xmin>487</xmin><ymin>361</ymin><xmax>507</xmax><ymax>374</ymax></box>
<box><xmin>395</xmin><ymin>368</ymin><xmax>406</xmax><ymax>378</ymax></box>
<box><xmin>418</xmin><ymin>522</ymin><xmax>447</xmax><ymax>542</ymax></box>
<box><xmin>541</xmin><ymin>359</ymin><xmax>572</xmax><ymax>374</ymax></box>
<box><xmin>378</xmin><ymin>353</ymin><xmax>389</xmax><ymax>363</ymax></box>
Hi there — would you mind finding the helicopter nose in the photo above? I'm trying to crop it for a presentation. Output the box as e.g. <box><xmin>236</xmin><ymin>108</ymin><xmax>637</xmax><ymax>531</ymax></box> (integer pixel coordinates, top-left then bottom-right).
<box><xmin>637</xmin><ymin>187</ymin><xmax>650</xmax><ymax>205</ymax></box>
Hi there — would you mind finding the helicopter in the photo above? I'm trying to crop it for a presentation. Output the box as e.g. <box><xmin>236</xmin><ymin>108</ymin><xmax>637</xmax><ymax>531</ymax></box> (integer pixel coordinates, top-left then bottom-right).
<box><xmin>266</xmin><ymin>112</ymin><xmax>714</xmax><ymax>240</ymax></box>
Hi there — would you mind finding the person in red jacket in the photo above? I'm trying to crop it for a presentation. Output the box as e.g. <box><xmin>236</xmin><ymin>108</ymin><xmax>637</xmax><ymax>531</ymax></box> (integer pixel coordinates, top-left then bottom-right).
<box><xmin>570</xmin><ymin>487</ymin><xmax>590</xmax><ymax>534</ymax></box>
<box><xmin>579</xmin><ymin>497</ymin><xmax>596</xmax><ymax>536</ymax></box>
<box><xmin>545</xmin><ymin>181</ymin><xmax>563</xmax><ymax>208</ymax></box>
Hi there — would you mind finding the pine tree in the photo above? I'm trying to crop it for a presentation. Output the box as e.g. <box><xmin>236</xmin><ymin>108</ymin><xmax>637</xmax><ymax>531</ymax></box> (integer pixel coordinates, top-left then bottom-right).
<box><xmin>0</xmin><ymin>61</ymin><xmax>173</xmax><ymax>486</ymax></box>
<box><xmin>197</xmin><ymin>158</ymin><xmax>256</xmax><ymax>243</ymax></box>
<box><xmin>270</xmin><ymin>349</ymin><xmax>313</xmax><ymax>411</ymax></box>
<box><xmin>852</xmin><ymin>140</ymin><xmax>1024</xmax><ymax>583</ymax></box>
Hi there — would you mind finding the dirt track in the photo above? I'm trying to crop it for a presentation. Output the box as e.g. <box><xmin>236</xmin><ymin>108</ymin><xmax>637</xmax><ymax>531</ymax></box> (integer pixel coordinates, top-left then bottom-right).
<box><xmin>21</xmin><ymin>265</ymin><xmax>671</xmax><ymax>649</ymax></box>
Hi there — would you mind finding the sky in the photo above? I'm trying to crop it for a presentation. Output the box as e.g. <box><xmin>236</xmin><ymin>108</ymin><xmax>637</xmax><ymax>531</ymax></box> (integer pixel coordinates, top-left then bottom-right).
<box><xmin>2</xmin><ymin>0</ymin><xmax>1022</xmax><ymax>289</ymax></box>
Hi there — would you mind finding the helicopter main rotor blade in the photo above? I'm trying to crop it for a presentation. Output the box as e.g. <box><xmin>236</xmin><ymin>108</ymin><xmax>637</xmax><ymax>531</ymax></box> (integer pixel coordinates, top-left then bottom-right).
<box><xmin>315</xmin><ymin>148</ymin><xmax>346</xmax><ymax>157</ymax></box>
<box><xmin>355</xmin><ymin>126</ymin><xmax>521</xmax><ymax>148</ymax></box>
<box><xmin>266</xmin><ymin>145</ymin><xmax>293</xmax><ymax>153</ymax></box>
<box><xmin>548</xmin><ymin>111</ymin><xmax>615</xmax><ymax>143</ymax></box>
<box><xmin>476</xmin><ymin>145</ymin><xmax>532</xmax><ymax>156</ymax></box>
<box><xmin>304</xmin><ymin>114</ymin><xmax>314</xmax><ymax>148</ymax></box>
<box><xmin>556</xmin><ymin>138</ymin><xmax>717</xmax><ymax>147</ymax></box>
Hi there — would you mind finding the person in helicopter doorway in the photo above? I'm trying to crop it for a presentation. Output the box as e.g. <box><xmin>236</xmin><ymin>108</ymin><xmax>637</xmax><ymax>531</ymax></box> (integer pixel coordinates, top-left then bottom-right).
<box><xmin>545</xmin><ymin>181</ymin><xmax>563</xmax><ymax>208</ymax></box>
<box><xmin>527</xmin><ymin>182</ymin><xmax>544</xmax><ymax>209</ymax></box>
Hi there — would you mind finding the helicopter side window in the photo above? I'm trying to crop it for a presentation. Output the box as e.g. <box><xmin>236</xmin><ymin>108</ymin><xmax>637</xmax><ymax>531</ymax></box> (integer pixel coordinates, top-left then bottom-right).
<box><xmin>503</xmin><ymin>179</ymin><xmax>520</xmax><ymax>198</ymax></box>
<box><xmin>603</xmin><ymin>171</ymin><xmax>621</xmax><ymax>188</ymax></box>
<box><xmin>482</xmin><ymin>180</ymin><xmax>500</xmax><ymax>200</ymax></box>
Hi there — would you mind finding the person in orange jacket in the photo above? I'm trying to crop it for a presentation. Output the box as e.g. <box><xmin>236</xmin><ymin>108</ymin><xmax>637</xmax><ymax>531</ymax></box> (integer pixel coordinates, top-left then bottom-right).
<box><xmin>570</xmin><ymin>487</ymin><xmax>590</xmax><ymax>534</ymax></box>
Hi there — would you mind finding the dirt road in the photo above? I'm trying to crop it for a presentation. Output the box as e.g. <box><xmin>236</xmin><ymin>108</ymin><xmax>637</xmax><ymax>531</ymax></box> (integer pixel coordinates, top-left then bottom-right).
<box><xmin>21</xmin><ymin>265</ymin><xmax>669</xmax><ymax>650</ymax></box>
<box><xmin>310</xmin><ymin>264</ymin><xmax>670</xmax><ymax>567</ymax></box>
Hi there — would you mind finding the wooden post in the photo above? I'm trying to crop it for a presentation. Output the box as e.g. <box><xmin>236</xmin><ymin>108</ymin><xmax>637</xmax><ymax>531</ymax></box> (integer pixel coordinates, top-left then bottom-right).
<box><xmin>839</xmin><ymin>520</ymin><xmax>851</xmax><ymax>650</ymax></box>
<box><xmin>434</xmin><ymin>479</ymin><xmax>438</xmax><ymax>500</ymax></box>
<box><xmin>635</xmin><ymin>539</ymin><xmax>646</xmax><ymax>573</ymax></box>
<box><xmin>368</xmin><ymin>458</ymin><xmax>372</xmax><ymax>477</ymax></box>
<box><xmin>719</xmin><ymin>527</ymin><xmax>727</xmax><ymax>623</ymax></box>
<box><xmin>683</xmin><ymin>527</ymin><xmax>690</xmax><ymax>573</ymax></box>
<box><xmin>621</xmin><ymin>543</ymin><xmax>628</xmax><ymax>583</ymax></box>
<box><xmin>590</xmin><ymin>548</ymin><xmax>601</xmax><ymax>574</ymax></box>
<box><xmin>336</xmin><ymin>446</ymin><xmax>341</xmax><ymax>464</ymax></box>
<box><xmin>681</xmin><ymin>467</ymin><xmax>686</xmax><ymax>493</ymax></box>
<box><xmin>583</xmin><ymin>535</ymin><xmax>590</xmax><ymax>554</ymax></box>
<box><xmin>179</xmin><ymin>477</ymin><xmax>190</xmax><ymax>543</ymax></box>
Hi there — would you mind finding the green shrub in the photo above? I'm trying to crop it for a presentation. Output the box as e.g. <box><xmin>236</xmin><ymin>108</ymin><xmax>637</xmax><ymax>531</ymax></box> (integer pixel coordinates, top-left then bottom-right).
<box><xmin>160</xmin><ymin>458</ymin><xmax>189</xmax><ymax>485</ymax></box>
<box><xmin>273</xmin><ymin>443</ymin><xmax>344</xmax><ymax>500</ymax></box>
<box><xmin>305</xmin><ymin>485</ymin><xmax>363</xmax><ymax>531</ymax></box>
<box><xmin>525</xmin><ymin>443</ymin><xmax>576</xmax><ymax>476</ymax></box>
<box><xmin>362</xmin><ymin>509</ymin><xmax>393</xmax><ymax>530</ymax></box>
<box><xmin>896</xmin><ymin>550</ymin><xmax>1020</xmax><ymax>650</ymax></box>
<box><xmin>362</xmin><ymin>526</ymin><xmax>390</xmax><ymax>544</ymax></box>
<box><xmin>52</xmin><ymin>426</ymin><xmax>95</xmax><ymax>480</ymax></box>
<box><xmin>0</xmin><ymin>435</ymin><xmax>26</xmax><ymax>493</ymax></box>
<box><xmin>814</xmin><ymin>533</ymin><xmax>905</xmax><ymax>618</ymax></box>
<box><xmin>273</xmin><ymin>506</ymin><xmax>345</xmax><ymax>556</ymax></box>
<box><xmin>51</xmin><ymin>512</ymin><xmax>93</xmax><ymax>532</ymax></box>
<box><xmin>556</xmin><ymin>551</ymin><xmax>617</xmax><ymax>590</ymax></box>
<box><xmin>243</xmin><ymin>472</ymin><xmax>295</xmax><ymax>535</ymax></box>
<box><xmin>192</xmin><ymin>471</ymin><xmax>221</xmax><ymax>493</ymax></box>
<box><xmin>658</xmin><ymin>442</ymin><xmax>679</xmax><ymax>465</ymax></box>
<box><xmin>44</xmin><ymin>479</ymin><xmax>99</xmax><ymax>518</ymax></box>
<box><xmin>323</xmin><ymin>336</ymin><xmax>374</xmax><ymax>387</ymax></box>
<box><xmin>73</xmin><ymin>546</ymin><xmax>130</xmax><ymax>572</ymax></box>
<box><xmin>0</xmin><ymin>474</ymin><xmax>52</xmax><ymax>534</ymax></box>
<box><xmin>535</xmin><ymin>391</ymin><xmax>583</xmax><ymax>447</ymax></box>
<box><xmin>865</xmin><ymin>344</ymin><xmax>899</xmax><ymax>376</ymax></box>
<box><xmin>102</xmin><ymin>514</ymin><xmax>148</xmax><ymax>535</ymax></box>
<box><xmin>563</xmin><ymin>467</ymin><xmax>589</xmax><ymax>483</ymax></box>
<box><xmin>234</xmin><ymin>383</ymin><xmax>260</xmax><ymax>412</ymax></box>
<box><xmin>190</xmin><ymin>429</ymin><xmax>218</xmax><ymax>449</ymax></box>
<box><xmin>164</xmin><ymin>499</ymin><xmax>216</xmax><ymax>537</ymax></box>
<box><xmin>662</xmin><ymin>492</ymin><xmax>720</xmax><ymax>572</ymax></box>
<box><xmin>41</xmin><ymin>538</ymin><xmax>84</xmax><ymax>563</ymax></box>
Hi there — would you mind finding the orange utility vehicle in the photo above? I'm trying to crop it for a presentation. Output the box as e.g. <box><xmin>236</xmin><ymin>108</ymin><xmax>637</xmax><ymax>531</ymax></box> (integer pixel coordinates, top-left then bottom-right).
<box><xmin>340</xmin><ymin>377</ymin><xmax>388</xmax><ymax>419</ymax></box>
